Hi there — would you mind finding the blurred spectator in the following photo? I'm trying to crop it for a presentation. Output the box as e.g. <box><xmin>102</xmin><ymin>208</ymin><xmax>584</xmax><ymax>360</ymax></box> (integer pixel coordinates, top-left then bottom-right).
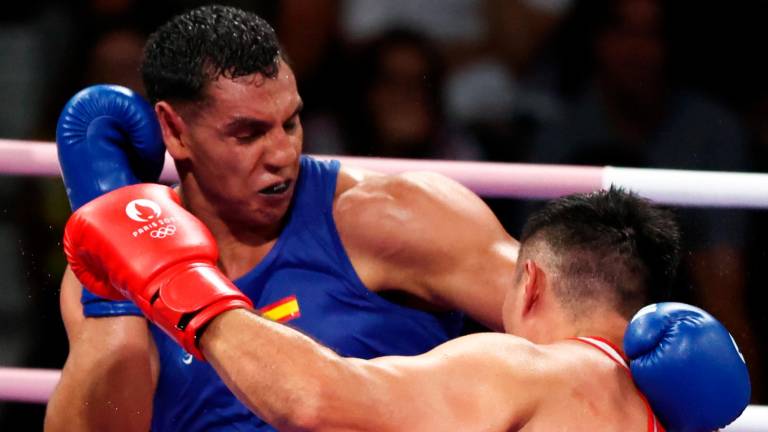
<box><xmin>447</xmin><ymin>0</ymin><xmax>570</xmax><ymax>158</ymax></box>
<box><xmin>305</xmin><ymin>29</ymin><xmax>483</xmax><ymax>160</ymax></box>
<box><xmin>339</xmin><ymin>0</ymin><xmax>486</xmax><ymax>55</ymax></box>
<box><xmin>1</xmin><ymin>2</ymin><xmax>73</xmax><ymax>140</ymax></box>
<box><xmin>530</xmin><ymin>0</ymin><xmax>762</xmax><ymax>399</ymax></box>
<box><xmin>339</xmin><ymin>0</ymin><xmax>571</xmax><ymax>157</ymax></box>
<box><xmin>278</xmin><ymin>0</ymin><xmax>569</xmax><ymax>160</ymax></box>
<box><xmin>460</xmin><ymin>1</ymin><xmax>574</xmax><ymax>240</ymax></box>
<box><xmin>84</xmin><ymin>28</ymin><xmax>146</xmax><ymax>94</ymax></box>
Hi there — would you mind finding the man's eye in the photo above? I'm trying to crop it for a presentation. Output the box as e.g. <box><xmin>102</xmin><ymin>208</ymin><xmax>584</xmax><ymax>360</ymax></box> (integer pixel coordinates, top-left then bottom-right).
<box><xmin>284</xmin><ymin>116</ymin><xmax>300</xmax><ymax>133</ymax></box>
<box><xmin>235</xmin><ymin>131</ymin><xmax>263</xmax><ymax>142</ymax></box>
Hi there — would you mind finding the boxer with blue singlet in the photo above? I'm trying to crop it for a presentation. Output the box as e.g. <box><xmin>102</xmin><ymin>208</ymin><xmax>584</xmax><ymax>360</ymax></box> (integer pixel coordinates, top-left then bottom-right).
<box><xmin>63</xmin><ymin>185</ymin><xmax>750</xmax><ymax>431</ymax></box>
<box><xmin>45</xmin><ymin>5</ymin><xmax>517</xmax><ymax>431</ymax></box>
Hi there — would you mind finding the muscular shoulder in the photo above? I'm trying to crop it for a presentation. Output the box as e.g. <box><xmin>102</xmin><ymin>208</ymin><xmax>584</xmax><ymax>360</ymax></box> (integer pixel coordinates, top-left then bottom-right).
<box><xmin>332</xmin><ymin>166</ymin><xmax>517</xmax><ymax>326</ymax></box>
<box><xmin>515</xmin><ymin>341</ymin><xmax>651</xmax><ymax>430</ymax></box>
<box><xmin>335</xmin><ymin>168</ymin><xmax>506</xmax><ymax>251</ymax></box>
<box><xmin>393</xmin><ymin>333</ymin><xmax>547</xmax><ymax>386</ymax></box>
<box><xmin>333</xmin><ymin>168</ymin><xmax>514</xmax><ymax>288</ymax></box>
<box><xmin>365</xmin><ymin>333</ymin><xmax>546</xmax><ymax>429</ymax></box>
<box><xmin>434</xmin><ymin>337</ymin><xmax>644</xmax><ymax>428</ymax></box>
<box><xmin>429</xmin><ymin>333</ymin><xmax>543</xmax><ymax>365</ymax></box>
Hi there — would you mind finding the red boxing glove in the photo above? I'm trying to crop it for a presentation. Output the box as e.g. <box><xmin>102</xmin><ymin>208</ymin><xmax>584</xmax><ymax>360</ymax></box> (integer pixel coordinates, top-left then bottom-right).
<box><xmin>64</xmin><ymin>183</ymin><xmax>253</xmax><ymax>359</ymax></box>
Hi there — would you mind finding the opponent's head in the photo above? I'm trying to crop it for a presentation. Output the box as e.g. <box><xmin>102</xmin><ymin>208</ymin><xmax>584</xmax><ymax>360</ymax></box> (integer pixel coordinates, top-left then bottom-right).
<box><xmin>502</xmin><ymin>187</ymin><xmax>680</xmax><ymax>341</ymax></box>
<box><xmin>142</xmin><ymin>5</ymin><xmax>302</xmax><ymax>228</ymax></box>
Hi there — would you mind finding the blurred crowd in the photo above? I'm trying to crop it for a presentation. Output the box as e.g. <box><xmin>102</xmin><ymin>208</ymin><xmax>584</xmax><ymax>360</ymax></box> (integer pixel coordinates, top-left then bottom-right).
<box><xmin>1</xmin><ymin>0</ymin><xmax>767</xmax><ymax>427</ymax></box>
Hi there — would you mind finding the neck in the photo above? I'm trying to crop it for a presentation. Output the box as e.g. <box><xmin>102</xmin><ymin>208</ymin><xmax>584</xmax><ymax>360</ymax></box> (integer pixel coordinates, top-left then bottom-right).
<box><xmin>178</xmin><ymin>177</ymin><xmax>283</xmax><ymax>239</ymax></box>
<box><xmin>569</xmin><ymin>313</ymin><xmax>629</xmax><ymax>350</ymax></box>
<box><xmin>176</xmin><ymin>180</ymin><xmax>283</xmax><ymax>280</ymax></box>
<box><xmin>532</xmin><ymin>304</ymin><xmax>629</xmax><ymax>349</ymax></box>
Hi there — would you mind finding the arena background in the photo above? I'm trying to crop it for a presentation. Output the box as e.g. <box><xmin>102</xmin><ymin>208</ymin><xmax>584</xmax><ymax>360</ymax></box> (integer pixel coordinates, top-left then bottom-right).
<box><xmin>1</xmin><ymin>0</ymin><xmax>767</xmax><ymax>428</ymax></box>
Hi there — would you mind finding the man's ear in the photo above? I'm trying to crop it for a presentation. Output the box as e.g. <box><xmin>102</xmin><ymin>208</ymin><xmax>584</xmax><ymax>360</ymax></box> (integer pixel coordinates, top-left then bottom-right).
<box><xmin>521</xmin><ymin>259</ymin><xmax>542</xmax><ymax>315</ymax></box>
<box><xmin>156</xmin><ymin>101</ymin><xmax>190</xmax><ymax>160</ymax></box>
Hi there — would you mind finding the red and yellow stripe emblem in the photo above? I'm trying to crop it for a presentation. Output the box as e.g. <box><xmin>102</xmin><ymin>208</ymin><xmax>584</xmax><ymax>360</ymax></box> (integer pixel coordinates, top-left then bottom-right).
<box><xmin>258</xmin><ymin>295</ymin><xmax>301</xmax><ymax>323</ymax></box>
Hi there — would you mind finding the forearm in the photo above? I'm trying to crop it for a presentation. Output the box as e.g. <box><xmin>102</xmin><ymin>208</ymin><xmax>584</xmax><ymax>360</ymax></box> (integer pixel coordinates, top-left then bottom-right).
<box><xmin>200</xmin><ymin>309</ymin><xmax>388</xmax><ymax>431</ymax></box>
<box><xmin>45</xmin><ymin>317</ymin><xmax>156</xmax><ymax>432</ymax></box>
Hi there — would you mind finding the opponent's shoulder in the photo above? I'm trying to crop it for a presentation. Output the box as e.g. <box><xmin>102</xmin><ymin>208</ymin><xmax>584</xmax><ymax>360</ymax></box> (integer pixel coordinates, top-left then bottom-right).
<box><xmin>535</xmin><ymin>340</ymin><xmax>649</xmax><ymax>411</ymax></box>
<box><xmin>373</xmin><ymin>332</ymin><xmax>550</xmax><ymax>386</ymax></box>
<box><xmin>434</xmin><ymin>336</ymin><xmax>627</xmax><ymax>386</ymax></box>
<box><xmin>373</xmin><ymin>331</ymin><xmax>545</xmax><ymax>380</ymax></box>
<box><xmin>523</xmin><ymin>341</ymin><xmax>652</xmax><ymax>429</ymax></box>
<box><xmin>559</xmin><ymin>340</ymin><xmax>644</xmax><ymax>391</ymax></box>
<box><xmin>428</xmin><ymin>332</ymin><xmax>543</xmax><ymax>364</ymax></box>
<box><xmin>367</xmin><ymin>333</ymin><xmax>548</xmax><ymax>429</ymax></box>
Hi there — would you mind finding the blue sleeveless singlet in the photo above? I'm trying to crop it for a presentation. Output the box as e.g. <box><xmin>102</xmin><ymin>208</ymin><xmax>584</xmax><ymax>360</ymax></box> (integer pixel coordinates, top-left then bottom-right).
<box><xmin>149</xmin><ymin>155</ymin><xmax>464</xmax><ymax>431</ymax></box>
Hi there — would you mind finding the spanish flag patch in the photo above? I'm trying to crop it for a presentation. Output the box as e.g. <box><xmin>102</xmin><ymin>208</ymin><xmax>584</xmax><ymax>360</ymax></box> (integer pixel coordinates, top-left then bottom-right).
<box><xmin>258</xmin><ymin>295</ymin><xmax>301</xmax><ymax>323</ymax></box>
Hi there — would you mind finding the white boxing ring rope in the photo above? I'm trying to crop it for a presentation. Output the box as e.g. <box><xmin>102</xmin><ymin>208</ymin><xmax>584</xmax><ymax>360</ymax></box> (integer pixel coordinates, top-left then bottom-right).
<box><xmin>0</xmin><ymin>139</ymin><xmax>765</xmax><ymax>430</ymax></box>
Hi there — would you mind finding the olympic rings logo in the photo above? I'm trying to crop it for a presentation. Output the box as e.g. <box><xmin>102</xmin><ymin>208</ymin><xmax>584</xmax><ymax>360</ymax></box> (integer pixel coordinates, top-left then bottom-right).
<box><xmin>149</xmin><ymin>225</ymin><xmax>177</xmax><ymax>239</ymax></box>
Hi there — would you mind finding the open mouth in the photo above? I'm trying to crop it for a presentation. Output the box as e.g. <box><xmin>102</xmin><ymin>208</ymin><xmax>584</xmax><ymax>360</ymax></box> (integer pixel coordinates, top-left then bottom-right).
<box><xmin>259</xmin><ymin>180</ymin><xmax>291</xmax><ymax>196</ymax></box>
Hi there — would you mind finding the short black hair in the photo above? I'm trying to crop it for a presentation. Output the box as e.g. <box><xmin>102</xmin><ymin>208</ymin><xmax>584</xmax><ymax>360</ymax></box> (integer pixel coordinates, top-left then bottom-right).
<box><xmin>141</xmin><ymin>4</ymin><xmax>280</xmax><ymax>104</ymax></box>
<box><xmin>520</xmin><ymin>187</ymin><xmax>680</xmax><ymax>318</ymax></box>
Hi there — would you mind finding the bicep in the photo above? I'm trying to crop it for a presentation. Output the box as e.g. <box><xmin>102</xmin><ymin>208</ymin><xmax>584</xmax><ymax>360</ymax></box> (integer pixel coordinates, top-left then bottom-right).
<box><xmin>413</xmin><ymin>176</ymin><xmax>519</xmax><ymax>330</ymax></box>
<box><xmin>337</xmin><ymin>172</ymin><xmax>518</xmax><ymax>330</ymax></box>
<box><xmin>428</xmin><ymin>235</ymin><xmax>518</xmax><ymax>331</ymax></box>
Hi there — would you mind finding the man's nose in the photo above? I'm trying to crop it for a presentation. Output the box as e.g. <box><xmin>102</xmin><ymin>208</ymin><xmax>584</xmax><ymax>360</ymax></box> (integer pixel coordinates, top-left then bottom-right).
<box><xmin>263</xmin><ymin>128</ymin><xmax>298</xmax><ymax>171</ymax></box>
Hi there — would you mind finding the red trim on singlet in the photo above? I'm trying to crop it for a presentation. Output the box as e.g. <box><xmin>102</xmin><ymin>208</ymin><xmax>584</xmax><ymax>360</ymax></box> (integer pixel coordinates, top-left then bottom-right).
<box><xmin>571</xmin><ymin>337</ymin><xmax>666</xmax><ymax>432</ymax></box>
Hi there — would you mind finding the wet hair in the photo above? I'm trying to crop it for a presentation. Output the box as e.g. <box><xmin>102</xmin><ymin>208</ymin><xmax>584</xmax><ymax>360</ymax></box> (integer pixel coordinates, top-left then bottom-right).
<box><xmin>141</xmin><ymin>4</ymin><xmax>280</xmax><ymax>104</ymax></box>
<box><xmin>520</xmin><ymin>187</ymin><xmax>680</xmax><ymax>318</ymax></box>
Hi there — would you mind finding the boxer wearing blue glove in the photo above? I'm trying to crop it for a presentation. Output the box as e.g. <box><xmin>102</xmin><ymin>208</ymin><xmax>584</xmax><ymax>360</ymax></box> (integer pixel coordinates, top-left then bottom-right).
<box><xmin>47</xmin><ymin>85</ymin><xmax>165</xmax><ymax>431</ymax></box>
<box><xmin>62</xmin><ymin>186</ymin><xmax>749</xmax><ymax>431</ymax></box>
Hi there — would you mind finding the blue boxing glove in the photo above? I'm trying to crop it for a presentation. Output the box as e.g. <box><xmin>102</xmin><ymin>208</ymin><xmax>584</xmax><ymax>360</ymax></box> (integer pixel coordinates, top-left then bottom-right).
<box><xmin>624</xmin><ymin>302</ymin><xmax>751</xmax><ymax>432</ymax></box>
<box><xmin>57</xmin><ymin>84</ymin><xmax>165</xmax><ymax>317</ymax></box>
